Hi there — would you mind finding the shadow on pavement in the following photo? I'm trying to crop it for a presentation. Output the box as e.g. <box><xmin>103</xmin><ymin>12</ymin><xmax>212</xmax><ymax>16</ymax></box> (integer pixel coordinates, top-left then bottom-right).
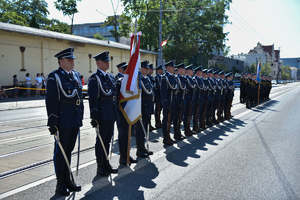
<box><xmin>165</xmin><ymin>118</ymin><xmax>246</xmax><ymax>167</ymax></box>
<box><xmin>81</xmin><ymin>161</ymin><xmax>158</xmax><ymax>200</ymax></box>
<box><xmin>252</xmin><ymin>99</ymin><xmax>279</xmax><ymax>113</ymax></box>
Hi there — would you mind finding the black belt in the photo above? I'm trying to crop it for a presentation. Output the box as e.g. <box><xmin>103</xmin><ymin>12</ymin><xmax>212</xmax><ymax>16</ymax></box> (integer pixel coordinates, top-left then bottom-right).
<box><xmin>61</xmin><ymin>98</ymin><xmax>81</xmax><ymax>105</ymax></box>
<box><xmin>100</xmin><ymin>96</ymin><xmax>117</xmax><ymax>101</ymax></box>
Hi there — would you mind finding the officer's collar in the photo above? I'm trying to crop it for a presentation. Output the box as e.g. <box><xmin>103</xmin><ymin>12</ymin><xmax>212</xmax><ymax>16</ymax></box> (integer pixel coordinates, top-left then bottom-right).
<box><xmin>59</xmin><ymin>67</ymin><xmax>72</xmax><ymax>75</ymax></box>
<box><xmin>97</xmin><ymin>68</ymin><xmax>107</xmax><ymax>76</ymax></box>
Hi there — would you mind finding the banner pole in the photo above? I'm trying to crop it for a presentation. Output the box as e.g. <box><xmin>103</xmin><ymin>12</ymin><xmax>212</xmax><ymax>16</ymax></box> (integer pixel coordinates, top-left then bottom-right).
<box><xmin>126</xmin><ymin>124</ymin><xmax>132</xmax><ymax>166</ymax></box>
<box><xmin>257</xmin><ymin>83</ymin><xmax>260</xmax><ymax>105</ymax></box>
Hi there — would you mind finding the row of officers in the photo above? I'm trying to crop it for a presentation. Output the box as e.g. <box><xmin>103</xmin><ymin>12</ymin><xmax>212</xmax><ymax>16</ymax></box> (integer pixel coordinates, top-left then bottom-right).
<box><xmin>240</xmin><ymin>73</ymin><xmax>272</xmax><ymax>108</ymax></box>
<box><xmin>45</xmin><ymin>48</ymin><xmax>235</xmax><ymax>196</ymax></box>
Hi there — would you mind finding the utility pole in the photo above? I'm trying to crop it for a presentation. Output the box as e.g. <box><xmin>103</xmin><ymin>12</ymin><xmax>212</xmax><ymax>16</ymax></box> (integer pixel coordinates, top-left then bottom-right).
<box><xmin>158</xmin><ymin>0</ymin><xmax>163</xmax><ymax>67</ymax></box>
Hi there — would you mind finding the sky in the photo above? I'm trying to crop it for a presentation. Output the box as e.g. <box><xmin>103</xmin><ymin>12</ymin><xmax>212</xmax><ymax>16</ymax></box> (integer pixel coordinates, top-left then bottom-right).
<box><xmin>46</xmin><ymin>0</ymin><xmax>300</xmax><ymax>58</ymax></box>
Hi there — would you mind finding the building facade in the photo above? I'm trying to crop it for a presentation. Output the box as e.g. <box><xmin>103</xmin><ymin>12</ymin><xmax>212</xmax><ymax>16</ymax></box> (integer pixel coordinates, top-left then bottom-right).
<box><xmin>208</xmin><ymin>55</ymin><xmax>245</xmax><ymax>72</ymax></box>
<box><xmin>233</xmin><ymin>42</ymin><xmax>281</xmax><ymax>79</ymax></box>
<box><xmin>0</xmin><ymin>22</ymin><xmax>157</xmax><ymax>86</ymax></box>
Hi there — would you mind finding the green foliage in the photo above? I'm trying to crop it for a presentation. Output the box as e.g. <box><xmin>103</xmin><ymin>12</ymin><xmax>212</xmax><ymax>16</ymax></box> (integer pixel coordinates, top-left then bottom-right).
<box><xmin>102</xmin><ymin>15</ymin><xmax>120</xmax><ymax>42</ymax></box>
<box><xmin>248</xmin><ymin>64</ymin><xmax>256</xmax><ymax>73</ymax></box>
<box><xmin>261</xmin><ymin>62</ymin><xmax>271</xmax><ymax>76</ymax></box>
<box><xmin>0</xmin><ymin>0</ymin><xmax>70</xmax><ymax>33</ymax></box>
<box><xmin>44</xmin><ymin>19</ymin><xmax>71</xmax><ymax>34</ymax></box>
<box><xmin>54</xmin><ymin>0</ymin><xmax>81</xmax><ymax>33</ymax></box>
<box><xmin>281</xmin><ymin>65</ymin><xmax>291</xmax><ymax>80</ymax></box>
<box><xmin>120</xmin><ymin>0</ymin><xmax>231</xmax><ymax>65</ymax></box>
<box><xmin>0</xmin><ymin>0</ymin><xmax>49</xmax><ymax>28</ymax></box>
<box><xmin>93</xmin><ymin>33</ymin><xmax>106</xmax><ymax>40</ymax></box>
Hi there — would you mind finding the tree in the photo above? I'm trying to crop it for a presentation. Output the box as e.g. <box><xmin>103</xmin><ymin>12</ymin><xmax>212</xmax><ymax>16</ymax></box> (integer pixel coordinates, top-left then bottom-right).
<box><xmin>0</xmin><ymin>0</ymin><xmax>49</xmax><ymax>28</ymax></box>
<box><xmin>93</xmin><ymin>33</ymin><xmax>106</xmax><ymax>40</ymax></box>
<box><xmin>248</xmin><ymin>64</ymin><xmax>256</xmax><ymax>73</ymax></box>
<box><xmin>54</xmin><ymin>0</ymin><xmax>81</xmax><ymax>34</ymax></box>
<box><xmin>261</xmin><ymin>62</ymin><xmax>272</xmax><ymax>76</ymax></box>
<box><xmin>281</xmin><ymin>65</ymin><xmax>291</xmax><ymax>80</ymax></box>
<box><xmin>44</xmin><ymin>19</ymin><xmax>71</xmax><ymax>34</ymax></box>
<box><xmin>120</xmin><ymin>0</ymin><xmax>231</xmax><ymax>65</ymax></box>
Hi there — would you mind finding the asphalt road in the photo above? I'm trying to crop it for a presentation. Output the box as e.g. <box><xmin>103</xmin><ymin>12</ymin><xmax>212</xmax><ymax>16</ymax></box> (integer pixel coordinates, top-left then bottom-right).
<box><xmin>0</xmin><ymin>83</ymin><xmax>299</xmax><ymax>200</ymax></box>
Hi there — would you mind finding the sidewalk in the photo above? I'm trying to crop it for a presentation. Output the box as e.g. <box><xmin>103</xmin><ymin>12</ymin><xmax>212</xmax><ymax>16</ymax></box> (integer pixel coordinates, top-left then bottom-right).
<box><xmin>0</xmin><ymin>96</ymin><xmax>45</xmax><ymax>111</ymax></box>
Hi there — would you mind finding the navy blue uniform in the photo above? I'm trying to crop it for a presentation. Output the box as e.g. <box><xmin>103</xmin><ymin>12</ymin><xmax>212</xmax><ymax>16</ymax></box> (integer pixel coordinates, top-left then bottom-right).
<box><xmin>225</xmin><ymin>79</ymin><xmax>234</xmax><ymax>119</ymax></box>
<box><xmin>173</xmin><ymin>74</ymin><xmax>186</xmax><ymax>139</ymax></box>
<box><xmin>206</xmin><ymin>77</ymin><xmax>215</xmax><ymax>126</ymax></box>
<box><xmin>217</xmin><ymin>78</ymin><xmax>226</xmax><ymax>121</ymax></box>
<box><xmin>88</xmin><ymin>69</ymin><xmax>118</xmax><ymax>173</ymax></box>
<box><xmin>135</xmin><ymin>74</ymin><xmax>153</xmax><ymax>155</ymax></box>
<box><xmin>184</xmin><ymin>75</ymin><xmax>196</xmax><ymax>136</ymax></box>
<box><xmin>160</xmin><ymin>72</ymin><xmax>177</xmax><ymax>144</ymax></box>
<box><xmin>46</xmin><ymin>67</ymin><xmax>84</xmax><ymax>185</ymax></box>
<box><xmin>200</xmin><ymin>78</ymin><xmax>209</xmax><ymax>129</ymax></box>
<box><xmin>193</xmin><ymin>76</ymin><xmax>205</xmax><ymax>132</ymax></box>
<box><xmin>154</xmin><ymin>74</ymin><xmax>163</xmax><ymax>128</ymax></box>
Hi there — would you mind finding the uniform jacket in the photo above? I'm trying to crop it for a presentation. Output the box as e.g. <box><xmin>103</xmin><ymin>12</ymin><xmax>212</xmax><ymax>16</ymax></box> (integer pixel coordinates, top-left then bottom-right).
<box><xmin>46</xmin><ymin>67</ymin><xmax>84</xmax><ymax>129</ymax></box>
<box><xmin>88</xmin><ymin>69</ymin><xmax>117</xmax><ymax>121</ymax></box>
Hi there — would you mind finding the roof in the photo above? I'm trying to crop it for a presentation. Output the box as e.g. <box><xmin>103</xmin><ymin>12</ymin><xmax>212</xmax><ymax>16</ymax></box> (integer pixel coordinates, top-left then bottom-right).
<box><xmin>261</xmin><ymin>45</ymin><xmax>273</xmax><ymax>56</ymax></box>
<box><xmin>0</xmin><ymin>22</ymin><xmax>157</xmax><ymax>55</ymax></box>
<box><xmin>281</xmin><ymin>57</ymin><xmax>300</xmax><ymax>69</ymax></box>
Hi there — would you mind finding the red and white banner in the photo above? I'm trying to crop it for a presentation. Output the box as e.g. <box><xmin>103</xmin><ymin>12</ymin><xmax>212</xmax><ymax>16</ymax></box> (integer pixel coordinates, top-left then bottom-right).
<box><xmin>119</xmin><ymin>32</ymin><xmax>142</xmax><ymax>125</ymax></box>
<box><xmin>161</xmin><ymin>39</ymin><xmax>167</xmax><ymax>47</ymax></box>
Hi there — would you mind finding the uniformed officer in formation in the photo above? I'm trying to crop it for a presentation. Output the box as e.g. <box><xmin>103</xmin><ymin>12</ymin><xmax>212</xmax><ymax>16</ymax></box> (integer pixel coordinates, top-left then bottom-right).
<box><xmin>88</xmin><ymin>51</ymin><xmax>118</xmax><ymax>176</ymax></box>
<box><xmin>147</xmin><ymin>63</ymin><xmax>156</xmax><ymax>131</ymax></box>
<box><xmin>115</xmin><ymin>62</ymin><xmax>139</xmax><ymax>165</ymax></box>
<box><xmin>217</xmin><ymin>71</ymin><xmax>226</xmax><ymax>122</ymax></box>
<box><xmin>193</xmin><ymin>66</ymin><xmax>205</xmax><ymax>133</ymax></box>
<box><xmin>173</xmin><ymin>63</ymin><xmax>186</xmax><ymax>140</ymax></box>
<box><xmin>160</xmin><ymin>61</ymin><xmax>177</xmax><ymax>145</ymax></box>
<box><xmin>135</xmin><ymin>61</ymin><xmax>154</xmax><ymax>157</ymax></box>
<box><xmin>183</xmin><ymin>64</ymin><xmax>196</xmax><ymax>136</ymax></box>
<box><xmin>154</xmin><ymin>65</ymin><xmax>163</xmax><ymax>129</ymax></box>
<box><xmin>241</xmin><ymin>72</ymin><xmax>272</xmax><ymax>109</ymax></box>
<box><xmin>224</xmin><ymin>72</ymin><xmax>234</xmax><ymax>119</ymax></box>
<box><xmin>46</xmin><ymin>47</ymin><xmax>83</xmax><ymax>196</ymax></box>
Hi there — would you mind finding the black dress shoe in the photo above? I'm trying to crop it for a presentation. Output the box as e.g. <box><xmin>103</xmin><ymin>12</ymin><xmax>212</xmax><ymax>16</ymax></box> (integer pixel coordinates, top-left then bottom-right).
<box><xmin>130</xmin><ymin>157</ymin><xmax>138</xmax><ymax>163</ymax></box>
<box><xmin>174</xmin><ymin>135</ymin><xmax>185</xmax><ymax>141</ymax></box>
<box><xmin>136</xmin><ymin>151</ymin><xmax>149</xmax><ymax>158</ymax></box>
<box><xmin>149</xmin><ymin>125</ymin><xmax>156</xmax><ymax>131</ymax></box>
<box><xmin>119</xmin><ymin>157</ymin><xmax>138</xmax><ymax>166</ymax></box>
<box><xmin>163</xmin><ymin>138</ymin><xmax>174</xmax><ymax>146</ymax></box>
<box><xmin>55</xmin><ymin>182</ymin><xmax>70</xmax><ymax>196</ymax></box>
<box><xmin>146</xmin><ymin>150</ymin><xmax>153</xmax><ymax>155</ymax></box>
<box><xmin>106</xmin><ymin>164</ymin><xmax>118</xmax><ymax>174</ymax></box>
<box><xmin>65</xmin><ymin>181</ymin><xmax>81</xmax><ymax>192</ymax></box>
<box><xmin>97</xmin><ymin>168</ymin><xmax>110</xmax><ymax>177</ymax></box>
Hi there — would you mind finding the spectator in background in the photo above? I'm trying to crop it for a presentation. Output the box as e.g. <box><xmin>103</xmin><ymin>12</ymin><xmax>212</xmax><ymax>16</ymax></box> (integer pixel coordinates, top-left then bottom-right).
<box><xmin>41</xmin><ymin>73</ymin><xmax>46</xmax><ymax>95</ymax></box>
<box><xmin>13</xmin><ymin>74</ymin><xmax>19</xmax><ymax>97</ymax></box>
<box><xmin>35</xmin><ymin>73</ymin><xmax>43</xmax><ymax>96</ymax></box>
<box><xmin>80</xmin><ymin>75</ymin><xmax>85</xmax><ymax>85</ymax></box>
<box><xmin>0</xmin><ymin>85</ymin><xmax>8</xmax><ymax>99</ymax></box>
<box><xmin>25</xmin><ymin>73</ymin><xmax>32</xmax><ymax>97</ymax></box>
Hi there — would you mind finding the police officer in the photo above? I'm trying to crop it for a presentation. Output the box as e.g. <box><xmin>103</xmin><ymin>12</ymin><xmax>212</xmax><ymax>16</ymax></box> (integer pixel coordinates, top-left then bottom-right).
<box><xmin>147</xmin><ymin>63</ymin><xmax>156</xmax><ymax>131</ymax></box>
<box><xmin>46</xmin><ymin>47</ymin><xmax>83</xmax><ymax>196</ymax></box>
<box><xmin>217</xmin><ymin>71</ymin><xmax>226</xmax><ymax>122</ymax></box>
<box><xmin>224</xmin><ymin>72</ymin><xmax>234</xmax><ymax>119</ymax></box>
<box><xmin>135</xmin><ymin>61</ymin><xmax>154</xmax><ymax>157</ymax></box>
<box><xmin>154</xmin><ymin>65</ymin><xmax>163</xmax><ymax>129</ymax></box>
<box><xmin>115</xmin><ymin>62</ymin><xmax>139</xmax><ymax>166</ymax></box>
<box><xmin>173</xmin><ymin>63</ymin><xmax>186</xmax><ymax>140</ymax></box>
<box><xmin>184</xmin><ymin>64</ymin><xmax>196</xmax><ymax>136</ymax></box>
<box><xmin>115</xmin><ymin>62</ymin><xmax>127</xmax><ymax>80</ymax></box>
<box><xmin>160</xmin><ymin>61</ymin><xmax>177</xmax><ymax>145</ymax></box>
<box><xmin>88</xmin><ymin>51</ymin><xmax>118</xmax><ymax>176</ymax></box>
<box><xmin>206</xmin><ymin>69</ymin><xmax>216</xmax><ymax>127</ymax></box>
<box><xmin>200</xmin><ymin>69</ymin><xmax>209</xmax><ymax>129</ymax></box>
